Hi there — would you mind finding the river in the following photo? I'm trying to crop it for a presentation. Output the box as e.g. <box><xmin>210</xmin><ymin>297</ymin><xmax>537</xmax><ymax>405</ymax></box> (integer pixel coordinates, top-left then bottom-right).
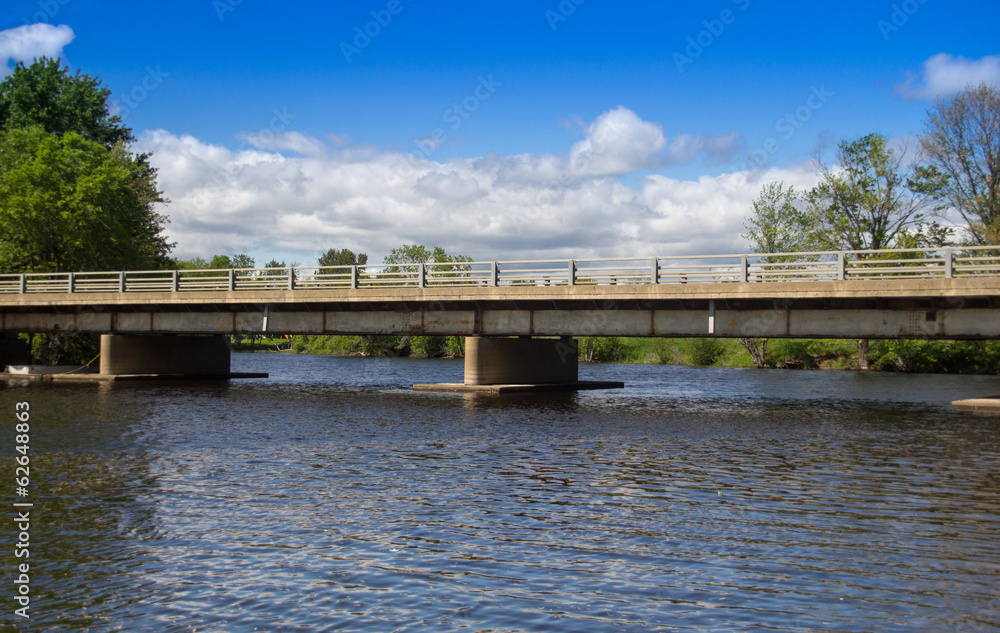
<box><xmin>2</xmin><ymin>354</ymin><xmax>999</xmax><ymax>632</ymax></box>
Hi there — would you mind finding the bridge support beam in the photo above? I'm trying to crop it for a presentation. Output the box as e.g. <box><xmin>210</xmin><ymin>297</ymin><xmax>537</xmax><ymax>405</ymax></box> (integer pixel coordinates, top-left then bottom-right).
<box><xmin>99</xmin><ymin>334</ymin><xmax>231</xmax><ymax>376</ymax></box>
<box><xmin>464</xmin><ymin>336</ymin><xmax>578</xmax><ymax>385</ymax></box>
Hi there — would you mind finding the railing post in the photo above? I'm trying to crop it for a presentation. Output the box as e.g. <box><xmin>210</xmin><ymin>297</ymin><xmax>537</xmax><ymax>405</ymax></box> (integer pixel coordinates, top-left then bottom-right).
<box><xmin>172</xmin><ymin>270</ymin><xmax>179</xmax><ymax>292</ymax></box>
<box><xmin>68</xmin><ymin>272</ymin><xmax>75</xmax><ymax>293</ymax></box>
<box><xmin>228</xmin><ymin>268</ymin><xmax>236</xmax><ymax>291</ymax></box>
<box><xmin>740</xmin><ymin>255</ymin><xmax>748</xmax><ymax>283</ymax></box>
<box><xmin>351</xmin><ymin>265</ymin><xmax>358</xmax><ymax>289</ymax></box>
<box><xmin>651</xmin><ymin>257</ymin><xmax>658</xmax><ymax>284</ymax></box>
<box><xmin>287</xmin><ymin>267</ymin><xmax>295</xmax><ymax>291</ymax></box>
<box><xmin>119</xmin><ymin>271</ymin><xmax>126</xmax><ymax>293</ymax></box>
<box><xmin>18</xmin><ymin>274</ymin><xmax>26</xmax><ymax>294</ymax></box>
<box><xmin>944</xmin><ymin>248</ymin><xmax>954</xmax><ymax>278</ymax></box>
<box><xmin>568</xmin><ymin>260</ymin><xmax>576</xmax><ymax>286</ymax></box>
<box><xmin>419</xmin><ymin>263</ymin><xmax>426</xmax><ymax>288</ymax></box>
<box><xmin>491</xmin><ymin>261</ymin><xmax>499</xmax><ymax>287</ymax></box>
<box><xmin>837</xmin><ymin>252</ymin><xmax>846</xmax><ymax>281</ymax></box>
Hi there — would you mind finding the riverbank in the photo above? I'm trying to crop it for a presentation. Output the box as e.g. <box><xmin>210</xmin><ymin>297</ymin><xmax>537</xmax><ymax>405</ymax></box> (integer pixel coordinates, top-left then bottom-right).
<box><xmin>281</xmin><ymin>335</ymin><xmax>1000</xmax><ymax>375</ymax></box>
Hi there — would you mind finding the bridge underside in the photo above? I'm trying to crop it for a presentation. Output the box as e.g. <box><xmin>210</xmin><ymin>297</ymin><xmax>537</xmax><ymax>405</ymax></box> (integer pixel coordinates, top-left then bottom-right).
<box><xmin>2</xmin><ymin>306</ymin><xmax>997</xmax><ymax>339</ymax></box>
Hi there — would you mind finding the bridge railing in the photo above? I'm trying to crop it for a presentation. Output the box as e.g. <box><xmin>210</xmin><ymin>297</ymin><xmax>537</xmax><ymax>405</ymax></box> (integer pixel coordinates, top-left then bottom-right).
<box><xmin>2</xmin><ymin>246</ymin><xmax>999</xmax><ymax>294</ymax></box>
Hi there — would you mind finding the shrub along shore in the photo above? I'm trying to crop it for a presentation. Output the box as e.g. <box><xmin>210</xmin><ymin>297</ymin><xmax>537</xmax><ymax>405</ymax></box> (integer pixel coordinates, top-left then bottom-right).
<box><xmin>254</xmin><ymin>335</ymin><xmax>1000</xmax><ymax>375</ymax></box>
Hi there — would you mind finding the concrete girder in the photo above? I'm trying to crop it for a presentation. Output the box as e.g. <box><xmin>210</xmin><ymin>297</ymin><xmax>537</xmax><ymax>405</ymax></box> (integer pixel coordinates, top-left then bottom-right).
<box><xmin>2</xmin><ymin>307</ymin><xmax>999</xmax><ymax>339</ymax></box>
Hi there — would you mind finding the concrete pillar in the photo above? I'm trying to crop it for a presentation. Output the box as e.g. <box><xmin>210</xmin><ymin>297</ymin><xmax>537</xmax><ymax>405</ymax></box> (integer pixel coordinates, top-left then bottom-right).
<box><xmin>0</xmin><ymin>333</ymin><xmax>30</xmax><ymax>369</ymax></box>
<box><xmin>464</xmin><ymin>336</ymin><xmax>578</xmax><ymax>385</ymax></box>
<box><xmin>99</xmin><ymin>334</ymin><xmax>231</xmax><ymax>376</ymax></box>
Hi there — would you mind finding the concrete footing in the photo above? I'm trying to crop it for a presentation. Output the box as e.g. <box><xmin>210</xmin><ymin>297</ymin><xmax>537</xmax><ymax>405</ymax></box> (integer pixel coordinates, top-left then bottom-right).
<box><xmin>99</xmin><ymin>334</ymin><xmax>232</xmax><ymax>376</ymax></box>
<box><xmin>952</xmin><ymin>397</ymin><xmax>1000</xmax><ymax>411</ymax></box>
<box><xmin>414</xmin><ymin>381</ymin><xmax>625</xmax><ymax>394</ymax></box>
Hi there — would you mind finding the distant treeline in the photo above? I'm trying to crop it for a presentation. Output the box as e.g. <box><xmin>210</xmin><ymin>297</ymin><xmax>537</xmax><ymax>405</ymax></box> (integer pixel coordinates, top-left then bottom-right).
<box><xmin>284</xmin><ymin>335</ymin><xmax>1000</xmax><ymax>375</ymax></box>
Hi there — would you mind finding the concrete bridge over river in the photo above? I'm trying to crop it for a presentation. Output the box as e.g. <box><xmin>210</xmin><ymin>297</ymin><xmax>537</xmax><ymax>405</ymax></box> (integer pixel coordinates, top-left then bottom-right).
<box><xmin>2</xmin><ymin>247</ymin><xmax>1000</xmax><ymax>387</ymax></box>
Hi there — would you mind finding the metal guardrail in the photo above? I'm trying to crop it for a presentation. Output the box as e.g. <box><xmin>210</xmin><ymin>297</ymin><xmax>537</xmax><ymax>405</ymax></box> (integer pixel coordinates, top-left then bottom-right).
<box><xmin>0</xmin><ymin>247</ymin><xmax>998</xmax><ymax>295</ymax></box>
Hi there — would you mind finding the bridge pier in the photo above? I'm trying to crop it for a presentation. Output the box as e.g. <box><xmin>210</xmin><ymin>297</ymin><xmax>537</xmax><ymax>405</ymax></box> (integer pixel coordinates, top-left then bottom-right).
<box><xmin>464</xmin><ymin>336</ymin><xmax>578</xmax><ymax>385</ymax></box>
<box><xmin>0</xmin><ymin>333</ymin><xmax>30</xmax><ymax>369</ymax></box>
<box><xmin>414</xmin><ymin>336</ymin><xmax>623</xmax><ymax>393</ymax></box>
<box><xmin>99</xmin><ymin>334</ymin><xmax>232</xmax><ymax>376</ymax></box>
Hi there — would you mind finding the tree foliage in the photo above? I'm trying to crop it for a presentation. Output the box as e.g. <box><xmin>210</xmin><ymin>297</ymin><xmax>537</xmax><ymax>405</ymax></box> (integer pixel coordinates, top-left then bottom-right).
<box><xmin>0</xmin><ymin>57</ymin><xmax>132</xmax><ymax>147</ymax></box>
<box><xmin>318</xmin><ymin>248</ymin><xmax>367</xmax><ymax>267</ymax></box>
<box><xmin>0</xmin><ymin>126</ymin><xmax>170</xmax><ymax>273</ymax></box>
<box><xmin>743</xmin><ymin>182</ymin><xmax>810</xmax><ymax>256</ymax></box>
<box><xmin>806</xmin><ymin>133</ymin><xmax>946</xmax><ymax>251</ymax></box>
<box><xmin>919</xmin><ymin>82</ymin><xmax>1000</xmax><ymax>244</ymax></box>
<box><xmin>0</xmin><ymin>58</ymin><xmax>171</xmax><ymax>275</ymax></box>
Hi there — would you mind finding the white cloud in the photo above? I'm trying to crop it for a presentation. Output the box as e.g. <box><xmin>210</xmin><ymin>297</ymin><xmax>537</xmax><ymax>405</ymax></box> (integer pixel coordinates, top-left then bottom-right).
<box><xmin>238</xmin><ymin>130</ymin><xmax>327</xmax><ymax>158</ymax></box>
<box><xmin>0</xmin><ymin>24</ymin><xmax>75</xmax><ymax>77</ymax></box>
<box><xmin>895</xmin><ymin>53</ymin><xmax>1000</xmax><ymax>101</ymax></box>
<box><xmin>138</xmin><ymin>108</ymin><xmax>814</xmax><ymax>265</ymax></box>
<box><xmin>568</xmin><ymin>106</ymin><xmax>744</xmax><ymax>176</ymax></box>
<box><xmin>570</xmin><ymin>106</ymin><xmax>668</xmax><ymax>175</ymax></box>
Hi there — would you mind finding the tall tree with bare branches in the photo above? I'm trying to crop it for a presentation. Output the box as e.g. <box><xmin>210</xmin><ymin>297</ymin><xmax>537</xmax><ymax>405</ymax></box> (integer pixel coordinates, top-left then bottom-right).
<box><xmin>919</xmin><ymin>82</ymin><xmax>1000</xmax><ymax>244</ymax></box>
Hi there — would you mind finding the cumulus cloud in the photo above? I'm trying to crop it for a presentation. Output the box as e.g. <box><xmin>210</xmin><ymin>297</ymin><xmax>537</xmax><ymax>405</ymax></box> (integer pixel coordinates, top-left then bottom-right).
<box><xmin>569</xmin><ymin>106</ymin><xmax>668</xmax><ymax>175</ymax></box>
<box><xmin>0</xmin><ymin>24</ymin><xmax>75</xmax><ymax>77</ymax></box>
<box><xmin>895</xmin><ymin>53</ymin><xmax>1000</xmax><ymax>101</ymax></box>
<box><xmin>567</xmin><ymin>106</ymin><xmax>744</xmax><ymax>176</ymax></box>
<box><xmin>137</xmin><ymin>107</ymin><xmax>811</xmax><ymax>264</ymax></box>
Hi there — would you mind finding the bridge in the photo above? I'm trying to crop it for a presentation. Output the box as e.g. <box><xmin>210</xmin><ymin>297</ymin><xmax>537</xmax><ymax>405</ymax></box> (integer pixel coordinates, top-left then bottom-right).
<box><xmin>2</xmin><ymin>246</ymin><xmax>999</xmax><ymax>386</ymax></box>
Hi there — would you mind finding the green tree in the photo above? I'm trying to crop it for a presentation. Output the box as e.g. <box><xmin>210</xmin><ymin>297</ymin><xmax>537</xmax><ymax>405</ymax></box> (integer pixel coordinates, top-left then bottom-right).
<box><xmin>0</xmin><ymin>126</ymin><xmax>170</xmax><ymax>273</ymax></box>
<box><xmin>919</xmin><ymin>83</ymin><xmax>1000</xmax><ymax>244</ymax></box>
<box><xmin>231</xmin><ymin>253</ymin><xmax>255</xmax><ymax>269</ymax></box>
<box><xmin>807</xmin><ymin>132</ymin><xmax>947</xmax><ymax>369</ymax></box>
<box><xmin>0</xmin><ymin>57</ymin><xmax>132</xmax><ymax>147</ymax></box>
<box><xmin>743</xmin><ymin>182</ymin><xmax>810</xmax><ymax>257</ymax></box>
<box><xmin>0</xmin><ymin>58</ymin><xmax>171</xmax><ymax>364</ymax></box>
<box><xmin>207</xmin><ymin>253</ymin><xmax>255</xmax><ymax>269</ymax></box>
<box><xmin>738</xmin><ymin>182</ymin><xmax>810</xmax><ymax>368</ymax></box>
<box><xmin>806</xmin><ymin>133</ymin><xmax>945</xmax><ymax>251</ymax></box>
<box><xmin>318</xmin><ymin>248</ymin><xmax>367</xmax><ymax>267</ymax></box>
<box><xmin>383</xmin><ymin>244</ymin><xmax>472</xmax><ymax>269</ymax></box>
<box><xmin>176</xmin><ymin>257</ymin><xmax>210</xmax><ymax>270</ymax></box>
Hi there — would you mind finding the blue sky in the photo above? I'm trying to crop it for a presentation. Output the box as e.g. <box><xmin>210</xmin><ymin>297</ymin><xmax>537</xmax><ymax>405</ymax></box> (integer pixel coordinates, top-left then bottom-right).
<box><xmin>1</xmin><ymin>0</ymin><xmax>998</xmax><ymax>264</ymax></box>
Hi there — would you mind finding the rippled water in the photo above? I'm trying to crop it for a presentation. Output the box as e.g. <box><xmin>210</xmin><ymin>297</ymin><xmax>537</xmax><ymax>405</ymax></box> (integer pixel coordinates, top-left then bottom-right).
<box><xmin>3</xmin><ymin>354</ymin><xmax>1000</xmax><ymax>632</ymax></box>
